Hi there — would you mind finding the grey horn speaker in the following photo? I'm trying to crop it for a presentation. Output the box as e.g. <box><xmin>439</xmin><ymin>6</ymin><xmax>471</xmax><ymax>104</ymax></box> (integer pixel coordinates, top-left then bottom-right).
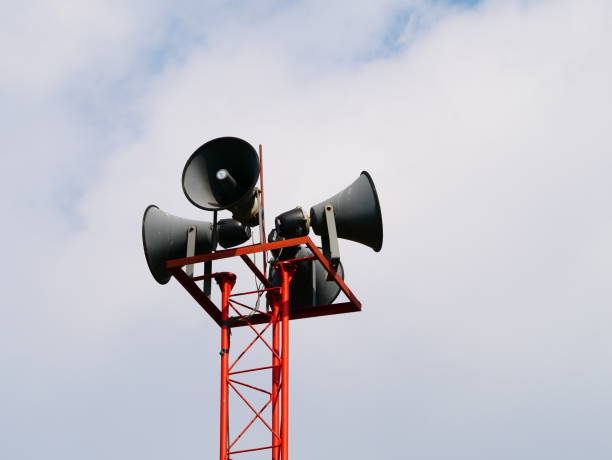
<box><xmin>142</xmin><ymin>205</ymin><xmax>213</xmax><ymax>285</ymax></box>
<box><xmin>182</xmin><ymin>137</ymin><xmax>260</xmax><ymax>226</ymax></box>
<box><xmin>309</xmin><ymin>171</ymin><xmax>383</xmax><ymax>252</ymax></box>
<box><xmin>269</xmin><ymin>246</ymin><xmax>345</xmax><ymax>308</ymax></box>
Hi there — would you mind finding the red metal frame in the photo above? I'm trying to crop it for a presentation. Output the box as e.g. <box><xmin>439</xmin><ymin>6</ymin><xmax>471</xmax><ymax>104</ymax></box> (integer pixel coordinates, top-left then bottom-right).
<box><xmin>166</xmin><ymin>237</ymin><xmax>361</xmax><ymax>459</ymax></box>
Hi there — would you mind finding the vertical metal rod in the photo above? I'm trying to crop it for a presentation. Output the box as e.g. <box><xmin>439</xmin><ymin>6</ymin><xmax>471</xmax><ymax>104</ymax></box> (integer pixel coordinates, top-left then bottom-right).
<box><xmin>279</xmin><ymin>264</ymin><xmax>295</xmax><ymax>460</ymax></box>
<box><xmin>271</xmin><ymin>296</ymin><xmax>281</xmax><ymax>460</ymax></box>
<box><xmin>257</xmin><ymin>189</ymin><xmax>266</xmax><ymax>271</ymax></box>
<box><xmin>204</xmin><ymin>211</ymin><xmax>219</xmax><ymax>296</ymax></box>
<box><xmin>258</xmin><ymin>144</ymin><xmax>267</xmax><ymax>277</ymax></box>
<box><xmin>217</xmin><ymin>273</ymin><xmax>235</xmax><ymax>460</ymax></box>
<box><xmin>311</xmin><ymin>259</ymin><xmax>316</xmax><ymax>307</ymax></box>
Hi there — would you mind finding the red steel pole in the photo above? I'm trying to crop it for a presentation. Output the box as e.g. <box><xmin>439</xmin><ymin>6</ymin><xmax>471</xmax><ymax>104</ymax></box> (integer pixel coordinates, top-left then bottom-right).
<box><xmin>216</xmin><ymin>273</ymin><xmax>236</xmax><ymax>460</ymax></box>
<box><xmin>271</xmin><ymin>293</ymin><xmax>281</xmax><ymax>460</ymax></box>
<box><xmin>279</xmin><ymin>263</ymin><xmax>295</xmax><ymax>460</ymax></box>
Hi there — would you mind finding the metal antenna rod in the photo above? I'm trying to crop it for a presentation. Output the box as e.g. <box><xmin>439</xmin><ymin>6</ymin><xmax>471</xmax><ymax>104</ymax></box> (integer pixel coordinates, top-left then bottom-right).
<box><xmin>258</xmin><ymin>144</ymin><xmax>267</xmax><ymax>276</ymax></box>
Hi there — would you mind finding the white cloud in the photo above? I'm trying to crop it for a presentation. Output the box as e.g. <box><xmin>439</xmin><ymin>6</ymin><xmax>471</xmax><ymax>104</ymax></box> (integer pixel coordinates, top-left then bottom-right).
<box><xmin>2</xmin><ymin>1</ymin><xmax>612</xmax><ymax>459</ymax></box>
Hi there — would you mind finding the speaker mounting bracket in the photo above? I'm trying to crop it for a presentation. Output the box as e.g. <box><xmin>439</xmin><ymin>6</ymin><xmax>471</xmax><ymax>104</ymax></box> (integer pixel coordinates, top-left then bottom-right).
<box><xmin>165</xmin><ymin>236</ymin><xmax>360</xmax><ymax>327</ymax></box>
<box><xmin>320</xmin><ymin>205</ymin><xmax>340</xmax><ymax>280</ymax></box>
<box><xmin>185</xmin><ymin>225</ymin><xmax>197</xmax><ymax>278</ymax></box>
<box><xmin>203</xmin><ymin>210</ymin><xmax>219</xmax><ymax>296</ymax></box>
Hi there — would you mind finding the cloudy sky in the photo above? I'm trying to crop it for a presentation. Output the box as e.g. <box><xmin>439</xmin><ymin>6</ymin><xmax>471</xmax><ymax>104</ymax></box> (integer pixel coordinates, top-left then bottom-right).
<box><xmin>2</xmin><ymin>0</ymin><xmax>612</xmax><ymax>458</ymax></box>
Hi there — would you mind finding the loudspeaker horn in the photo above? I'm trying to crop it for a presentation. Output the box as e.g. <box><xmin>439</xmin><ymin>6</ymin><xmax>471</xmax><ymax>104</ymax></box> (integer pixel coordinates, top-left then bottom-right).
<box><xmin>182</xmin><ymin>136</ymin><xmax>260</xmax><ymax>226</ymax></box>
<box><xmin>142</xmin><ymin>205</ymin><xmax>213</xmax><ymax>285</ymax></box>
<box><xmin>269</xmin><ymin>246</ymin><xmax>345</xmax><ymax>308</ymax></box>
<box><xmin>309</xmin><ymin>171</ymin><xmax>383</xmax><ymax>252</ymax></box>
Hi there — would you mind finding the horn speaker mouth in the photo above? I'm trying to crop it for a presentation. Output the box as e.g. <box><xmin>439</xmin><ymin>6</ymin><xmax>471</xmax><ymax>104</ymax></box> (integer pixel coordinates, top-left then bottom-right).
<box><xmin>309</xmin><ymin>171</ymin><xmax>383</xmax><ymax>252</ymax></box>
<box><xmin>182</xmin><ymin>136</ymin><xmax>260</xmax><ymax>212</ymax></box>
<box><xmin>142</xmin><ymin>205</ymin><xmax>170</xmax><ymax>285</ymax></box>
<box><xmin>360</xmin><ymin>171</ymin><xmax>383</xmax><ymax>252</ymax></box>
<box><xmin>142</xmin><ymin>205</ymin><xmax>214</xmax><ymax>285</ymax></box>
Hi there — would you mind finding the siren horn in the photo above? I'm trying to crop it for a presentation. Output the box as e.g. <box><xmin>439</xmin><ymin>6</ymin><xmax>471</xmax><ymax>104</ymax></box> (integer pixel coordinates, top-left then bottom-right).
<box><xmin>142</xmin><ymin>205</ymin><xmax>213</xmax><ymax>284</ymax></box>
<box><xmin>310</xmin><ymin>171</ymin><xmax>383</xmax><ymax>252</ymax></box>
<box><xmin>182</xmin><ymin>136</ymin><xmax>261</xmax><ymax>226</ymax></box>
<box><xmin>142</xmin><ymin>205</ymin><xmax>250</xmax><ymax>284</ymax></box>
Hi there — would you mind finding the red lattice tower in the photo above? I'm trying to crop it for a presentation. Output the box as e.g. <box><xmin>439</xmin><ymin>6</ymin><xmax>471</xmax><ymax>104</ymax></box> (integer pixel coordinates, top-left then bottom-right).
<box><xmin>166</xmin><ymin>236</ymin><xmax>361</xmax><ymax>460</ymax></box>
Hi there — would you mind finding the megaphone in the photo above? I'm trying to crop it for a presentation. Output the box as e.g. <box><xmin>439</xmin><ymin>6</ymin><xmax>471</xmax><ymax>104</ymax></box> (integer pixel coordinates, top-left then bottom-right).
<box><xmin>142</xmin><ymin>205</ymin><xmax>214</xmax><ymax>284</ymax></box>
<box><xmin>142</xmin><ymin>206</ymin><xmax>252</xmax><ymax>285</ymax></box>
<box><xmin>269</xmin><ymin>246</ymin><xmax>345</xmax><ymax>308</ymax></box>
<box><xmin>182</xmin><ymin>137</ymin><xmax>260</xmax><ymax>226</ymax></box>
<box><xmin>310</xmin><ymin>171</ymin><xmax>383</xmax><ymax>252</ymax></box>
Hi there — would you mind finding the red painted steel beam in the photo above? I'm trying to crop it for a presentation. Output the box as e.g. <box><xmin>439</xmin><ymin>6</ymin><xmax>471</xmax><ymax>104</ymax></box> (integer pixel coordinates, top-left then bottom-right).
<box><xmin>279</xmin><ymin>264</ymin><xmax>295</xmax><ymax>460</ymax></box>
<box><xmin>272</xmin><ymin>296</ymin><xmax>281</xmax><ymax>460</ymax></box>
<box><xmin>229</xmin><ymin>299</ymin><xmax>272</xmax><ymax>317</ymax></box>
<box><xmin>166</xmin><ymin>237</ymin><xmax>311</xmax><ymax>268</ymax></box>
<box><xmin>230</xmin><ymin>287</ymin><xmax>279</xmax><ymax>297</ymax></box>
<box><xmin>216</xmin><ymin>273</ymin><xmax>235</xmax><ymax>460</ymax></box>
<box><xmin>229</xmin><ymin>381</ymin><xmax>276</xmax><ymax>434</ymax></box>
<box><xmin>227</xmin><ymin>317</ymin><xmax>275</xmax><ymax>372</ymax></box>
<box><xmin>165</xmin><ymin>235</ymin><xmax>365</xmax><ymax>460</ymax></box>
<box><xmin>229</xmin><ymin>444</ymin><xmax>279</xmax><ymax>455</ymax></box>
<box><xmin>228</xmin><ymin>365</ymin><xmax>278</xmax><ymax>376</ymax></box>
<box><xmin>240</xmin><ymin>254</ymin><xmax>272</xmax><ymax>288</ymax></box>
<box><xmin>229</xmin><ymin>397</ymin><xmax>274</xmax><ymax>450</ymax></box>
<box><xmin>171</xmin><ymin>267</ymin><xmax>360</xmax><ymax>329</ymax></box>
<box><xmin>228</xmin><ymin>379</ymin><xmax>271</xmax><ymax>395</ymax></box>
<box><xmin>169</xmin><ymin>267</ymin><xmax>222</xmax><ymax>326</ymax></box>
<box><xmin>228</xmin><ymin>301</ymin><xmax>360</xmax><ymax>327</ymax></box>
<box><xmin>304</xmin><ymin>240</ymin><xmax>362</xmax><ymax>309</ymax></box>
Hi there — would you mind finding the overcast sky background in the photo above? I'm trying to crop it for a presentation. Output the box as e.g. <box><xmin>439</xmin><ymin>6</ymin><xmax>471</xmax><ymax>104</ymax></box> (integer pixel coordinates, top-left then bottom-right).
<box><xmin>1</xmin><ymin>0</ymin><xmax>612</xmax><ymax>458</ymax></box>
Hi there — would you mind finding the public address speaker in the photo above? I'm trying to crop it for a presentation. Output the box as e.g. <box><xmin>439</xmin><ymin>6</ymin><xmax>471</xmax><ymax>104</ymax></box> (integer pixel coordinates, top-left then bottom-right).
<box><xmin>182</xmin><ymin>137</ymin><xmax>260</xmax><ymax>226</ymax></box>
<box><xmin>142</xmin><ymin>205</ymin><xmax>213</xmax><ymax>284</ymax></box>
<box><xmin>309</xmin><ymin>171</ymin><xmax>383</xmax><ymax>252</ymax></box>
<box><xmin>142</xmin><ymin>205</ymin><xmax>251</xmax><ymax>284</ymax></box>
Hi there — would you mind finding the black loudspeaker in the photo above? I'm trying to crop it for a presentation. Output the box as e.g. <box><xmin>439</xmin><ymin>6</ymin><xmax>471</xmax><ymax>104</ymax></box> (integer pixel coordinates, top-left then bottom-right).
<box><xmin>217</xmin><ymin>219</ymin><xmax>251</xmax><ymax>249</ymax></box>
<box><xmin>142</xmin><ymin>205</ymin><xmax>214</xmax><ymax>285</ymax></box>
<box><xmin>275</xmin><ymin>207</ymin><xmax>310</xmax><ymax>238</ymax></box>
<box><xmin>182</xmin><ymin>137</ymin><xmax>260</xmax><ymax>226</ymax></box>
<box><xmin>310</xmin><ymin>171</ymin><xmax>383</xmax><ymax>252</ymax></box>
<box><xmin>269</xmin><ymin>246</ymin><xmax>345</xmax><ymax>308</ymax></box>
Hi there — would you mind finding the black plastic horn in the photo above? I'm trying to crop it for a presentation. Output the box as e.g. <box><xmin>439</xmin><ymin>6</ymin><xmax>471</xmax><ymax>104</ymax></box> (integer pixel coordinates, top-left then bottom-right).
<box><xmin>182</xmin><ymin>137</ymin><xmax>260</xmax><ymax>226</ymax></box>
<box><xmin>309</xmin><ymin>171</ymin><xmax>383</xmax><ymax>252</ymax></box>
<box><xmin>142</xmin><ymin>205</ymin><xmax>214</xmax><ymax>284</ymax></box>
